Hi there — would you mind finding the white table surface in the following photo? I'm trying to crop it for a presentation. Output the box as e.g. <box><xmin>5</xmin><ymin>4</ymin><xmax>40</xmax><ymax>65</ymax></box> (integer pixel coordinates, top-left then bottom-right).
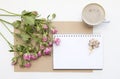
<box><xmin>0</xmin><ymin>0</ymin><xmax>120</xmax><ymax>79</ymax></box>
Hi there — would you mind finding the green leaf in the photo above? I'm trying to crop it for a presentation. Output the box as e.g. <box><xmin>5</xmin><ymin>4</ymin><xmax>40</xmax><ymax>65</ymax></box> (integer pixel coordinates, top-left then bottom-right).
<box><xmin>12</xmin><ymin>20</ymin><xmax>21</xmax><ymax>28</ymax></box>
<box><xmin>16</xmin><ymin>45</ymin><xmax>22</xmax><ymax>52</ymax></box>
<box><xmin>24</xmin><ymin>25</ymin><xmax>34</xmax><ymax>33</ymax></box>
<box><xmin>18</xmin><ymin>52</ymin><xmax>23</xmax><ymax>56</ymax></box>
<box><xmin>19</xmin><ymin>57</ymin><xmax>24</xmax><ymax>67</ymax></box>
<box><xmin>20</xmin><ymin>33</ymin><xmax>30</xmax><ymax>41</ymax></box>
<box><xmin>21</xmin><ymin>10</ymin><xmax>37</xmax><ymax>26</ymax></box>
<box><xmin>36</xmin><ymin>25</ymin><xmax>41</xmax><ymax>31</ymax></box>
<box><xmin>52</xmin><ymin>13</ymin><xmax>56</xmax><ymax>19</ymax></box>
<box><xmin>47</xmin><ymin>15</ymin><xmax>50</xmax><ymax>20</ymax></box>
<box><xmin>21</xmin><ymin>10</ymin><xmax>31</xmax><ymax>15</ymax></box>
<box><xmin>9</xmin><ymin>49</ymin><xmax>14</xmax><ymax>52</ymax></box>
<box><xmin>47</xmin><ymin>14</ymin><xmax>56</xmax><ymax>22</ymax></box>
<box><xmin>15</xmin><ymin>45</ymin><xmax>27</xmax><ymax>53</ymax></box>
<box><xmin>22</xmin><ymin>16</ymin><xmax>35</xmax><ymax>26</ymax></box>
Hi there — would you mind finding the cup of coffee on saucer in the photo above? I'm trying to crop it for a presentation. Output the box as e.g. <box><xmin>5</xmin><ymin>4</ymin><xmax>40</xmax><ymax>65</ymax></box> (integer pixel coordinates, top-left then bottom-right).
<box><xmin>82</xmin><ymin>3</ymin><xmax>110</xmax><ymax>26</ymax></box>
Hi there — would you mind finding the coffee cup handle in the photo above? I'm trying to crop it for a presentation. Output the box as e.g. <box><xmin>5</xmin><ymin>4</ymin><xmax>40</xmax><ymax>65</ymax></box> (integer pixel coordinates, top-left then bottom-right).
<box><xmin>103</xmin><ymin>19</ymin><xmax>110</xmax><ymax>23</ymax></box>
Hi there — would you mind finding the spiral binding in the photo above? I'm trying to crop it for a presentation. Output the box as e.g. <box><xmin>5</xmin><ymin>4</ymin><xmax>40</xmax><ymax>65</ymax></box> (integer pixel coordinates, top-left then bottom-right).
<box><xmin>53</xmin><ymin>34</ymin><xmax>101</xmax><ymax>38</ymax></box>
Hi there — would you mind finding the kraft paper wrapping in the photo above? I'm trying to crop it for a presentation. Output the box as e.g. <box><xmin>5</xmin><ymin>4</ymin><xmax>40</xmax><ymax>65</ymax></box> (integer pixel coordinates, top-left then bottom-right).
<box><xmin>14</xmin><ymin>21</ymin><xmax>93</xmax><ymax>72</ymax></box>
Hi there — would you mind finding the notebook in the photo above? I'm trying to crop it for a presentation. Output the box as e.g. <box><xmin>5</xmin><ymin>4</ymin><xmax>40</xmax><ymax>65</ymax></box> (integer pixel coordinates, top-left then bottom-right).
<box><xmin>53</xmin><ymin>34</ymin><xmax>103</xmax><ymax>69</ymax></box>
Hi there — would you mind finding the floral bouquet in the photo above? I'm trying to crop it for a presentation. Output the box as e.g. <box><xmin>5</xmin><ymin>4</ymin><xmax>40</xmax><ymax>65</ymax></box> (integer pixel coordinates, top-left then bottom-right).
<box><xmin>0</xmin><ymin>9</ymin><xmax>60</xmax><ymax>68</ymax></box>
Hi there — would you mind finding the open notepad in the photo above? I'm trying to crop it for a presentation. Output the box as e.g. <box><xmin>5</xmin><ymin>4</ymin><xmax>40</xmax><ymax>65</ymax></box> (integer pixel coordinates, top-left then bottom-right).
<box><xmin>53</xmin><ymin>34</ymin><xmax>103</xmax><ymax>69</ymax></box>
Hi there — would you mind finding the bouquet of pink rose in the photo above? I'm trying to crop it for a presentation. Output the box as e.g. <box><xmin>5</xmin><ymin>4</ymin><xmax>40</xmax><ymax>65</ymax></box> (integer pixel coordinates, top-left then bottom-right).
<box><xmin>0</xmin><ymin>9</ymin><xmax>60</xmax><ymax>68</ymax></box>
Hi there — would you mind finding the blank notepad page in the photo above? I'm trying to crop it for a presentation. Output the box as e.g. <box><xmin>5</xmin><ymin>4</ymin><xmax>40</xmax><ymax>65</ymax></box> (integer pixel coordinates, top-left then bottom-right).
<box><xmin>53</xmin><ymin>34</ymin><xmax>103</xmax><ymax>69</ymax></box>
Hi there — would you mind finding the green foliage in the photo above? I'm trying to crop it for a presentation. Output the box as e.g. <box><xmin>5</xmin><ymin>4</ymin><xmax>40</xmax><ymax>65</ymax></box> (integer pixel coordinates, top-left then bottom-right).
<box><xmin>0</xmin><ymin>9</ymin><xmax>56</xmax><ymax>67</ymax></box>
<box><xmin>21</xmin><ymin>10</ymin><xmax>38</xmax><ymax>26</ymax></box>
<box><xmin>12</xmin><ymin>20</ymin><xmax>21</xmax><ymax>28</ymax></box>
<box><xmin>52</xmin><ymin>13</ymin><xmax>56</xmax><ymax>19</ymax></box>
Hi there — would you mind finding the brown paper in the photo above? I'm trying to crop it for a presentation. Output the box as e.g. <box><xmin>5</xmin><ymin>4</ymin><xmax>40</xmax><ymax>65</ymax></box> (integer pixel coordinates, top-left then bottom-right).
<box><xmin>14</xmin><ymin>21</ymin><xmax>93</xmax><ymax>72</ymax></box>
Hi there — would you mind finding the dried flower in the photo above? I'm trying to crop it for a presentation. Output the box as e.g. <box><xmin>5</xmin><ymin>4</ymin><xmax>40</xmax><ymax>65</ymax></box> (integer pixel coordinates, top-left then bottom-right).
<box><xmin>24</xmin><ymin>61</ymin><xmax>31</xmax><ymax>68</ymax></box>
<box><xmin>37</xmin><ymin>51</ymin><xmax>42</xmax><ymax>57</ymax></box>
<box><xmin>32</xmin><ymin>11</ymin><xmax>38</xmax><ymax>16</ymax></box>
<box><xmin>40</xmin><ymin>45</ymin><xmax>45</xmax><ymax>50</ymax></box>
<box><xmin>44</xmin><ymin>47</ymin><xmax>51</xmax><ymax>55</ymax></box>
<box><xmin>88</xmin><ymin>39</ymin><xmax>100</xmax><ymax>52</ymax></box>
<box><xmin>0</xmin><ymin>9</ymin><xmax>57</xmax><ymax>68</ymax></box>
<box><xmin>30</xmin><ymin>53</ymin><xmax>38</xmax><ymax>60</ymax></box>
<box><xmin>23</xmin><ymin>53</ymin><xmax>31</xmax><ymax>61</ymax></box>
<box><xmin>54</xmin><ymin>38</ymin><xmax>60</xmax><ymax>46</ymax></box>
<box><xmin>51</xmin><ymin>28</ymin><xmax>58</xmax><ymax>34</ymax></box>
<box><xmin>49</xmin><ymin>41</ymin><xmax>53</xmax><ymax>46</ymax></box>
<box><xmin>42</xmin><ymin>36</ymin><xmax>47</xmax><ymax>42</ymax></box>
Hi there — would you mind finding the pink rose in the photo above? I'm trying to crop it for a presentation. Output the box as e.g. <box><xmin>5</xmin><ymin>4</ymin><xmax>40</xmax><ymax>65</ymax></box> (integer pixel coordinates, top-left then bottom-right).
<box><xmin>51</xmin><ymin>28</ymin><xmax>58</xmax><ymax>34</ymax></box>
<box><xmin>49</xmin><ymin>41</ymin><xmax>53</xmax><ymax>46</ymax></box>
<box><xmin>23</xmin><ymin>53</ymin><xmax>31</xmax><ymax>61</ymax></box>
<box><xmin>30</xmin><ymin>53</ymin><xmax>38</xmax><ymax>60</ymax></box>
<box><xmin>37</xmin><ymin>51</ymin><xmax>42</xmax><ymax>57</ymax></box>
<box><xmin>40</xmin><ymin>45</ymin><xmax>45</xmax><ymax>50</ymax></box>
<box><xmin>24</xmin><ymin>62</ymin><xmax>31</xmax><ymax>68</ymax></box>
<box><xmin>44</xmin><ymin>47</ymin><xmax>51</xmax><ymax>55</ymax></box>
<box><xmin>42</xmin><ymin>25</ymin><xmax>48</xmax><ymax>30</ymax></box>
<box><xmin>54</xmin><ymin>38</ymin><xmax>60</xmax><ymax>46</ymax></box>
<box><xmin>42</xmin><ymin>36</ymin><xmax>47</xmax><ymax>42</ymax></box>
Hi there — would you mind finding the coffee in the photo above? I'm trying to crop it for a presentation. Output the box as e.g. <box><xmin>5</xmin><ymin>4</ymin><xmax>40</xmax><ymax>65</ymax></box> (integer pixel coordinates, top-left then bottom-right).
<box><xmin>82</xmin><ymin>3</ymin><xmax>105</xmax><ymax>26</ymax></box>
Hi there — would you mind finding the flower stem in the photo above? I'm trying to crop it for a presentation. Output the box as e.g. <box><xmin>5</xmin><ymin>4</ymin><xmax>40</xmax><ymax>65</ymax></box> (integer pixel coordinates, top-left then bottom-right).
<box><xmin>0</xmin><ymin>19</ymin><xmax>13</xmax><ymax>25</ymax></box>
<box><xmin>0</xmin><ymin>8</ymin><xmax>21</xmax><ymax>16</ymax></box>
<box><xmin>0</xmin><ymin>32</ymin><xmax>13</xmax><ymax>49</ymax></box>
<box><xmin>0</xmin><ymin>14</ymin><xmax>21</xmax><ymax>16</ymax></box>
<box><xmin>0</xmin><ymin>21</ymin><xmax>13</xmax><ymax>35</ymax></box>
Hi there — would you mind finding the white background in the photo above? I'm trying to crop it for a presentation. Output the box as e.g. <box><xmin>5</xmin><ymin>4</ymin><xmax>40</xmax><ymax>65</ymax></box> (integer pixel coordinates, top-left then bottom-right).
<box><xmin>0</xmin><ymin>0</ymin><xmax>120</xmax><ymax>79</ymax></box>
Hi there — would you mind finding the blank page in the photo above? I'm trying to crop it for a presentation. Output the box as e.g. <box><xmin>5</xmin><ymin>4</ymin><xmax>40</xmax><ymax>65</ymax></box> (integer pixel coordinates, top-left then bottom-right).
<box><xmin>53</xmin><ymin>34</ymin><xmax>103</xmax><ymax>69</ymax></box>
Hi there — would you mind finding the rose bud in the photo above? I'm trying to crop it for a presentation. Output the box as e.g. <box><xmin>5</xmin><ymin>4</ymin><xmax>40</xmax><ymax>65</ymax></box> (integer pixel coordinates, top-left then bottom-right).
<box><xmin>11</xmin><ymin>57</ymin><xmax>17</xmax><ymax>65</ymax></box>
<box><xmin>40</xmin><ymin>45</ymin><xmax>45</xmax><ymax>50</ymax></box>
<box><xmin>51</xmin><ymin>28</ymin><xmax>58</xmax><ymax>34</ymax></box>
<box><xmin>43</xmin><ymin>47</ymin><xmax>51</xmax><ymax>55</ymax></box>
<box><xmin>24</xmin><ymin>62</ymin><xmax>31</xmax><ymax>68</ymax></box>
<box><xmin>37</xmin><ymin>51</ymin><xmax>42</xmax><ymax>57</ymax></box>
<box><xmin>32</xmin><ymin>11</ymin><xmax>38</xmax><ymax>16</ymax></box>
<box><xmin>49</xmin><ymin>41</ymin><xmax>53</xmax><ymax>47</ymax></box>
<box><xmin>42</xmin><ymin>36</ymin><xmax>47</xmax><ymax>42</ymax></box>
<box><xmin>54</xmin><ymin>38</ymin><xmax>61</xmax><ymax>46</ymax></box>
<box><xmin>23</xmin><ymin>53</ymin><xmax>31</xmax><ymax>61</ymax></box>
<box><xmin>30</xmin><ymin>53</ymin><xmax>38</xmax><ymax>60</ymax></box>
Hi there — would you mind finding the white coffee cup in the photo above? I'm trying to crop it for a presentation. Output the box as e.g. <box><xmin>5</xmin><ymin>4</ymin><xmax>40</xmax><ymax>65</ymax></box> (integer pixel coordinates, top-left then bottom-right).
<box><xmin>82</xmin><ymin>3</ymin><xmax>109</xmax><ymax>26</ymax></box>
